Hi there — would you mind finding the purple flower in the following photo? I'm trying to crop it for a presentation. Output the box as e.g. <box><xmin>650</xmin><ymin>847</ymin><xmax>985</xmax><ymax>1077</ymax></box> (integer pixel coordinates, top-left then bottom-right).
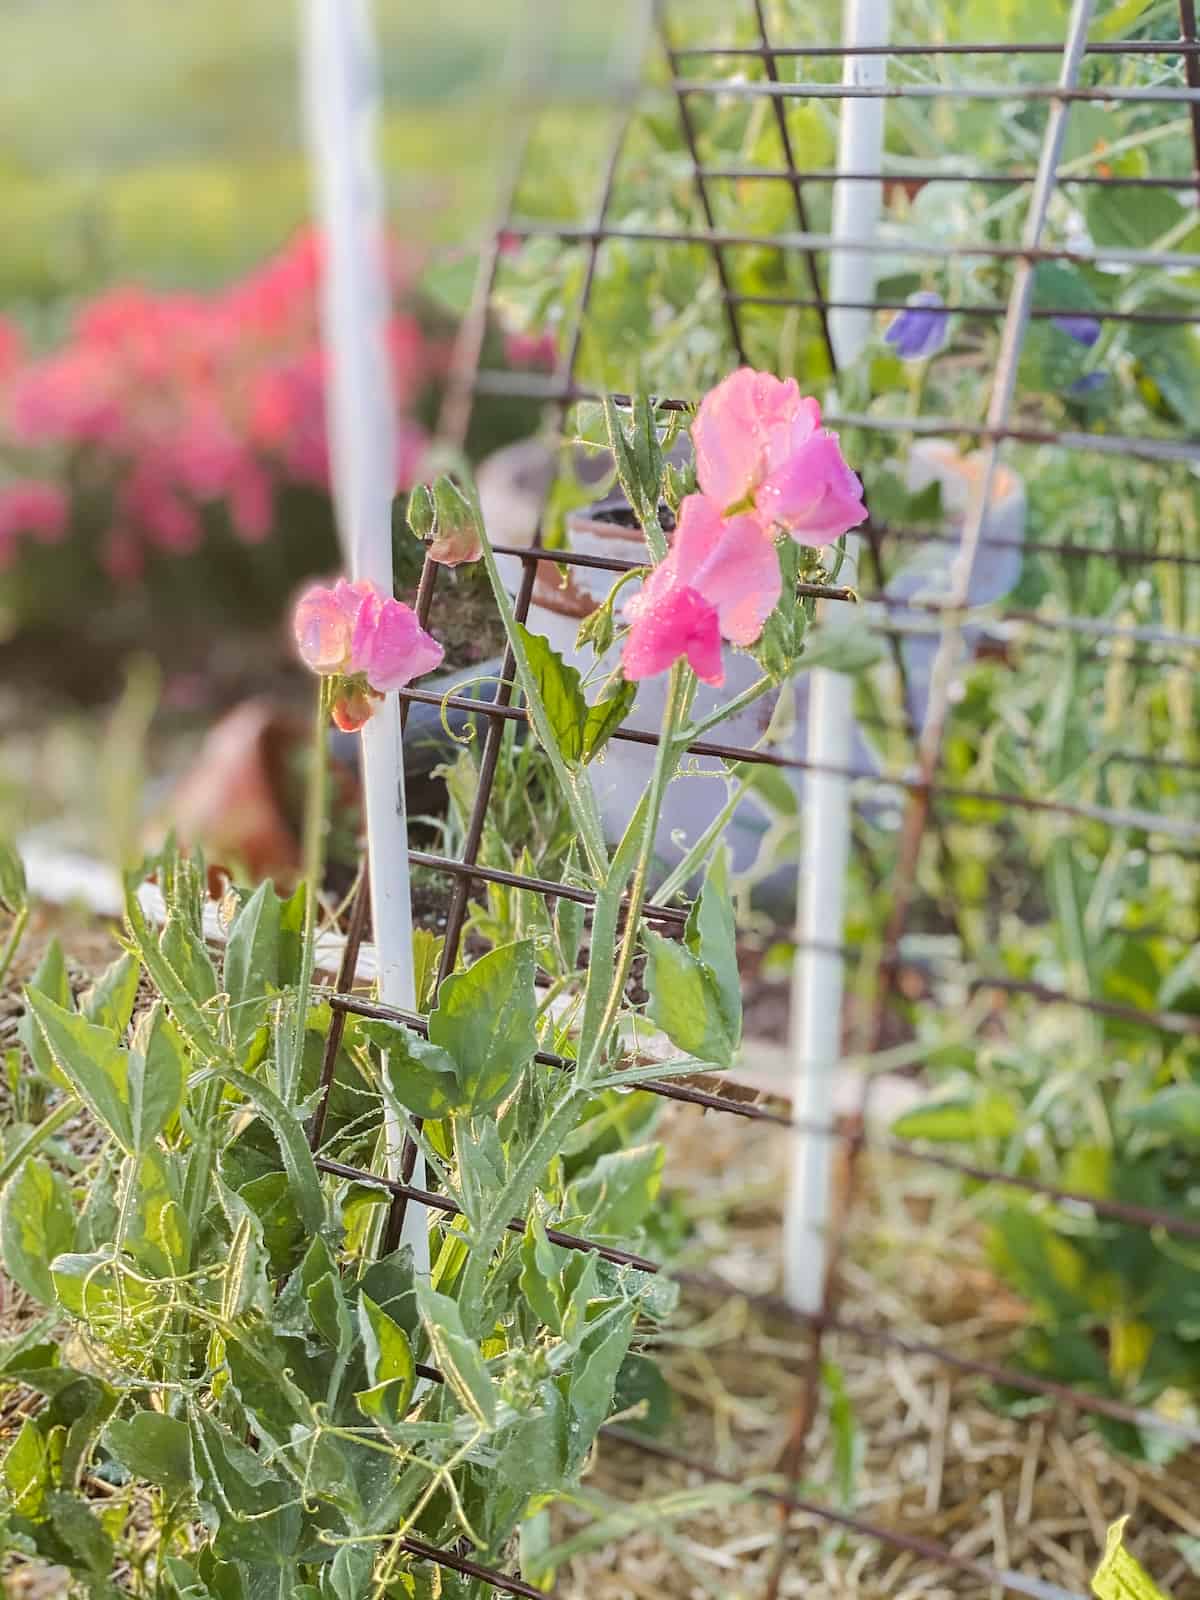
<box><xmin>884</xmin><ymin>291</ymin><xmax>949</xmax><ymax>361</ymax></box>
<box><xmin>1068</xmin><ymin>370</ymin><xmax>1107</xmax><ymax>398</ymax></box>
<box><xmin>1051</xmin><ymin>313</ymin><xmax>1101</xmax><ymax>347</ymax></box>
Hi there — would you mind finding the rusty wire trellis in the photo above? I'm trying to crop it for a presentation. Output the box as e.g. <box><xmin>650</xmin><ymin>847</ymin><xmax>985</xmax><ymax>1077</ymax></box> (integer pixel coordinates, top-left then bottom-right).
<box><xmin>308</xmin><ymin>3</ymin><xmax>1200</xmax><ymax>1594</ymax></box>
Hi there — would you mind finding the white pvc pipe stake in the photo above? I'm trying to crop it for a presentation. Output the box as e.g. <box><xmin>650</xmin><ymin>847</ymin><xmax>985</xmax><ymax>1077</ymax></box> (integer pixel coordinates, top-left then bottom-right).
<box><xmin>785</xmin><ymin>0</ymin><xmax>890</xmax><ymax>1312</ymax></box>
<box><xmin>302</xmin><ymin>0</ymin><xmax>428</xmax><ymax>1273</ymax></box>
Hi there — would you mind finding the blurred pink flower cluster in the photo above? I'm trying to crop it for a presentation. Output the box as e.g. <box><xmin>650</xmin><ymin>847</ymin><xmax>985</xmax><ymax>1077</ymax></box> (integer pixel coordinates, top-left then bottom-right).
<box><xmin>0</xmin><ymin>229</ymin><xmax>446</xmax><ymax>578</ymax></box>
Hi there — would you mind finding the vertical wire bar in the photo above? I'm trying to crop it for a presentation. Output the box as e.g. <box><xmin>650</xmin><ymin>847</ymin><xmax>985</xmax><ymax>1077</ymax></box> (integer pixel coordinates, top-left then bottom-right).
<box><xmin>1180</xmin><ymin>0</ymin><xmax>1200</xmax><ymax>204</ymax></box>
<box><xmin>752</xmin><ymin>0</ymin><xmax>839</xmax><ymax>375</ymax></box>
<box><xmin>301</xmin><ymin>0</ymin><xmax>428</xmax><ymax>1273</ymax></box>
<box><xmin>655</xmin><ymin>0</ymin><xmax>750</xmax><ymax>364</ymax></box>
<box><xmin>784</xmin><ymin>0</ymin><xmax>890</xmax><ymax>1316</ymax></box>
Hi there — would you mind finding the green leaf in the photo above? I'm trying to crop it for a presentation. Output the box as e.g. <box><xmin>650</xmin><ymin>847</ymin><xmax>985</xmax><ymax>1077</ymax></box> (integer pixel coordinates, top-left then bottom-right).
<box><xmin>1</xmin><ymin>1156</ymin><xmax>76</xmax><ymax>1306</ymax></box>
<box><xmin>46</xmin><ymin>1490</ymin><xmax>113</xmax><ymax>1577</ymax></box>
<box><xmin>563</xmin><ymin>1144</ymin><xmax>664</xmax><ymax>1239</ymax></box>
<box><xmin>520</xmin><ymin>1216</ymin><xmax>566</xmax><ymax>1335</ymax></box>
<box><xmin>17</xmin><ymin>937</ymin><xmax>71</xmax><ymax>1080</ymax></box>
<box><xmin>1131</xmin><ymin>1087</ymin><xmax>1200</xmax><ymax>1143</ymax></box>
<box><xmin>406</xmin><ymin>481</ymin><xmax>436</xmax><ymax>541</ymax></box>
<box><xmin>514</xmin><ymin>625</ymin><xmax>586</xmax><ymax>765</ymax></box>
<box><xmin>427</xmin><ymin>940</ymin><xmax>537</xmax><ymax>1115</ymax></box>
<box><xmin>25</xmin><ymin>992</ymin><xmax>132</xmax><ymax>1151</ymax></box>
<box><xmin>3</xmin><ymin>1418</ymin><xmax>49</xmax><ymax>1517</ymax></box>
<box><xmin>415</xmin><ymin>1282</ymin><xmax>497</xmax><ymax>1428</ymax></box>
<box><xmin>822</xmin><ymin>1360</ymin><xmax>862</xmax><ymax>1509</ymax></box>
<box><xmin>223</xmin><ymin>882</ymin><xmax>281</xmax><ymax>1054</ymax></box>
<box><xmin>1090</xmin><ymin>0</ymin><xmax>1154</xmax><ymax>39</ymax></box>
<box><xmin>412</xmin><ymin>928</ymin><xmax>443</xmax><ymax>1014</ymax></box>
<box><xmin>892</xmin><ymin>1089</ymin><xmax>1018</xmax><ymax>1143</ymax></box>
<box><xmin>307</xmin><ymin>1271</ymin><xmax>354</xmax><ymax>1357</ymax></box>
<box><xmin>582</xmin><ymin>679</ymin><xmax>637</xmax><ymax>765</ymax></box>
<box><xmin>0</xmin><ymin>839</ymin><xmax>26</xmax><ymax>914</ymax></box>
<box><xmin>798</xmin><ymin>622</ymin><xmax>882</xmax><ymax>675</ymax></box>
<box><xmin>566</xmin><ymin>1303</ymin><xmax>636</xmax><ymax>1473</ymax></box>
<box><xmin>128</xmin><ymin>1004</ymin><xmax>186</xmax><ymax>1151</ymax></box>
<box><xmin>643</xmin><ymin>928</ymin><xmax>739</xmax><ymax>1069</ymax></box>
<box><xmin>220</xmin><ymin>1065</ymin><xmax>326</xmax><ymax>1238</ymax></box>
<box><xmin>1092</xmin><ymin>1517</ymin><xmax>1172</xmax><ymax>1600</ymax></box>
<box><xmin>376</xmin><ymin>1027</ymin><xmax>467</xmax><ymax>1120</ymax></box>
<box><xmin>602</xmin><ymin>392</ymin><xmax>663</xmax><ymax>540</ymax></box>
<box><xmin>79</xmin><ymin>952</ymin><xmax>140</xmax><ymax>1036</ymax></box>
<box><xmin>124</xmin><ymin>888</ymin><xmax>230</xmax><ymax>1068</ymax></box>
<box><xmin>355</xmin><ymin>1295</ymin><xmax>415</xmax><ymax>1427</ymax></box>
<box><xmin>1159</xmin><ymin>949</ymin><xmax>1200</xmax><ymax>1016</ymax></box>
<box><xmin>1087</xmin><ymin>184</ymin><xmax>1190</xmax><ymax>254</ymax></box>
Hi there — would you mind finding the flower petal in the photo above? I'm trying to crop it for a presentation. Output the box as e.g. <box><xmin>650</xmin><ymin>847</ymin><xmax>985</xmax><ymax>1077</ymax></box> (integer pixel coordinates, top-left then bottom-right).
<box><xmin>672</xmin><ymin>495</ymin><xmax>781</xmax><ymax>646</ymax></box>
<box><xmin>623</xmin><ymin>565</ymin><xmax>724</xmax><ymax>687</ymax></box>
<box><xmin>293</xmin><ymin>581</ymin><xmax>363</xmax><ymax>674</ymax></box>
<box><xmin>758</xmin><ymin>430</ymin><xmax>867</xmax><ymax>546</ymax></box>
<box><xmin>351</xmin><ymin>591</ymin><xmax>445</xmax><ymax>691</ymax></box>
<box><xmin>693</xmin><ymin>367</ymin><xmax>803</xmax><ymax>509</ymax></box>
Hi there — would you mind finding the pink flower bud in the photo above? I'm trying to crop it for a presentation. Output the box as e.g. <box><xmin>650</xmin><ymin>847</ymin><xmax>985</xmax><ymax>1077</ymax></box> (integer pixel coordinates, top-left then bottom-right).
<box><xmin>331</xmin><ymin>683</ymin><xmax>377</xmax><ymax>732</ymax></box>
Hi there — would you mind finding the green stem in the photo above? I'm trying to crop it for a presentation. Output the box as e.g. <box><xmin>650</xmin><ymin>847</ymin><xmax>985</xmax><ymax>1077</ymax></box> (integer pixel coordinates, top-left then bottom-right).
<box><xmin>0</xmin><ymin>1095</ymin><xmax>77</xmax><ymax>1187</ymax></box>
<box><xmin>462</xmin><ymin>482</ymin><xmax>610</xmax><ymax>881</ymax></box>
<box><xmin>580</xmin><ymin>663</ymin><xmax>692</xmax><ymax>1081</ymax></box>
<box><xmin>0</xmin><ymin>905</ymin><xmax>28</xmax><ymax>991</ymax></box>
<box><xmin>683</xmin><ymin>674</ymin><xmax>775</xmax><ymax>744</ymax></box>
<box><xmin>457</xmin><ymin>1086</ymin><xmax>583</xmax><ymax>1333</ymax></box>
<box><xmin>285</xmin><ymin>681</ymin><xmax>332</xmax><ymax>1108</ymax></box>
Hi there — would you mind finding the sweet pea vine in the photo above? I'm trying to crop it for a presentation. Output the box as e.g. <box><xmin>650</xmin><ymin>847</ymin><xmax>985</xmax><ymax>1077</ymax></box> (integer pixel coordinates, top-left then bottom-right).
<box><xmin>1</xmin><ymin>367</ymin><xmax>869</xmax><ymax>1600</ymax></box>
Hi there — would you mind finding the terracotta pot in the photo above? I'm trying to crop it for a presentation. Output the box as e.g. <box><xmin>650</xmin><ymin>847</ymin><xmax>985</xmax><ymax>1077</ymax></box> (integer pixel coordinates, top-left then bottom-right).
<box><xmin>165</xmin><ymin>699</ymin><xmax>310</xmax><ymax>883</ymax></box>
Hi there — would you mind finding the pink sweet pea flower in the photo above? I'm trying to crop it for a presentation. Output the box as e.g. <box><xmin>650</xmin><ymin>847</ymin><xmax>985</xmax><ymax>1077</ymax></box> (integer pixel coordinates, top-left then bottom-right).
<box><xmin>294</xmin><ymin>578</ymin><xmax>371</xmax><ymax>676</ymax></box>
<box><xmin>293</xmin><ymin>577</ymin><xmax>444</xmax><ymax>729</ymax></box>
<box><xmin>692</xmin><ymin>368</ymin><xmax>867</xmax><ymax>546</ymax></box>
<box><xmin>623</xmin><ymin>495</ymin><xmax>781</xmax><ymax>688</ymax></box>
<box><xmin>349</xmin><ymin>584</ymin><xmax>444</xmax><ymax>691</ymax></box>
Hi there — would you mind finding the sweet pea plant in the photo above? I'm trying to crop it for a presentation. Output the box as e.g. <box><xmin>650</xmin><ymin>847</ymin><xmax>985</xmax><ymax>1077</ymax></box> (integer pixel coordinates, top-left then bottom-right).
<box><xmin>0</xmin><ymin>369</ymin><xmax>865</xmax><ymax>1597</ymax></box>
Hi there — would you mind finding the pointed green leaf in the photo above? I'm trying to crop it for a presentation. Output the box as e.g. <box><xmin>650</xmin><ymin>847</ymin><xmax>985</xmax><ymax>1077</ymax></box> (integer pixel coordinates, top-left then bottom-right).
<box><xmin>1</xmin><ymin>1156</ymin><xmax>76</xmax><ymax>1306</ymax></box>
<box><xmin>563</xmin><ymin>1143</ymin><xmax>664</xmax><ymax>1240</ymax></box>
<box><xmin>582</xmin><ymin>679</ymin><xmax>637</xmax><ymax>765</ymax></box>
<box><xmin>221</xmin><ymin>1065</ymin><xmax>326</xmax><ymax>1237</ymax></box>
<box><xmin>427</xmin><ymin>939</ymin><xmax>537</xmax><ymax>1115</ymax></box>
<box><xmin>3</xmin><ymin>1418</ymin><xmax>49</xmax><ymax>1516</ymax></box>
<box><xmin>128</xmin><ymin>1004</ymin><xmax>186</xmax><ymax>1151</ymax></box>
<box><xmin>223</xmin><ymin>882</ymin><xmax>281</xmax><ymax>1053</ymax></box>
<box><xmin>644</xmin><ymin>931</ymin><xmax>737</xmax><ymax>1069</ymax></box>
<box><xmin>374</xmin><ymin>1026</ymin><xmax>463</xmax><ymax>1120</ymax></box>
<box><xmin>514</xmin><ymin>625</ymin><xmax>587</xmax><ymax>765</ymax></box>
<box><xmin>79</xmin><ymin>952</ymin><xmax>140</xmax><ymax>1035</ymax></box>
<box><xmin>0</xmin><ymin>839</ymin><xmax>26</xmax><ymax>914</ymax></box>
<box><xmin>25</xmin><ymin>990</ymin><xmax>134</xmax><ymax>1151</ymax></box>
<box><xmin>415</xmin><ymin>1282</ymin><xmax>496</xmax><ymax>1428</ymax></box>
<box><xmin>17</xmin><ymin>937</ymin><xmax>71</xmax><ymax>1080</ymax></box>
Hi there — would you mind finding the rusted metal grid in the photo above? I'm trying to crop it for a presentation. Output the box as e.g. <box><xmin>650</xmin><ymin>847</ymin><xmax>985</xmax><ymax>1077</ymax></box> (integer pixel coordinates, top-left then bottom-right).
<box><xmin>310</xmin><ymin>4</ymin><xmax>1200</xmax><ymax>1595</ymax></box>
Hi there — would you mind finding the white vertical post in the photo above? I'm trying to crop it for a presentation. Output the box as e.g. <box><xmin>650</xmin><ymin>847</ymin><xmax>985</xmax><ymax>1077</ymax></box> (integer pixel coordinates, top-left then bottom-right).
<box><xmin>784</xmin><ymin>0</ymin><xmax>890</xmax><ymax>1311</ymax></box>
<box><xmin>302</xmin><ymin>0</ymin><xmax>429</xmax><ymax>1272</ymax></box>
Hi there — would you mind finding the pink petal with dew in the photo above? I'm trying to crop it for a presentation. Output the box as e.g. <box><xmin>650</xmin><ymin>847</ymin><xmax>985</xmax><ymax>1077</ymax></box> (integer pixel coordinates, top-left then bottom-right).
<box><xmin>672</xmin><ymin>495</ymin><xmax>781</xmax><ymax>647</ymax></box>
<box><xmin>623</xmin><ymin>564</ymin><xmax>725</xmax><ymax>687</ymax></box>
<box><xmin>293</xmin><ymin>580</ymin><xmax>364</xmax><ymax>675</ymax></box>
<box><xmin>351</xmin><ymin>590</ymin><xmax>445</xmax><ymax>692</ymax></box>
<box><xmin>692</xmin><ymin>368</ymin><xmax>803</xmax><ymax>509</ymax></box>
<box><xmin>757</xmin><ymin>429</ymin><xmax>867</xmax><ymax>546</ymax></box>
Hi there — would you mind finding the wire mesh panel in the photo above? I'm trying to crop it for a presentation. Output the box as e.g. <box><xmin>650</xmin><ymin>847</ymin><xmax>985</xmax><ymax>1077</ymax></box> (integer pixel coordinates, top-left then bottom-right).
<box><xmin>308</xmin><ymin>1</ymin><xmax>1200</xmax><ymax>1592</ymax></box>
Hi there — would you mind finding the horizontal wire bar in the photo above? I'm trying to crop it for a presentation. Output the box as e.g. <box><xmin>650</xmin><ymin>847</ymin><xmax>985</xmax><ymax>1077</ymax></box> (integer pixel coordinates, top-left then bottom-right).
<box><xmin>878</xmin><ymin>521</ymin><xmax>1200</xmax><ymax>571</ymax></box>
<box><xmin>729</xmin><ymin>288</ymin><xmax>1200</xmax><ymax>324</ymax></box>
<box><xmin>324</xmin><ymin>994</ymin><xmax>1200</xmax><ymax>1229</ymax></box>
<box><xmin>603</xmin><ymin>1429</ymin><xmax>1085</xmax><ymax>1600</ymax></box>
<box><xmin>704</xmin><ymin>164</ymin><xmax>1200</xmax><ymax>191</ymax></box>
<box><xmin>670</xmin><ymin>39</ymin><xmax>1200</xmax><ymax>58</ymax></box>
<box><xmin>500</xmin><ymin>217</ymin><xmax>1200</xmax><ymax>280</ymax></box>
<box><xmin>399</xmin><ymin>1536</ymin><xmax>547</xmax><ymax>1600</ymax></box>
<box><xmin>471</xmin><ymin>371</ymin><xmax>1200</xmax><ymax>465</ymax></box>
<box><xmin>475</xmin><ymin>539</ymin><xmax>1200</xmax><ymax>651</ymax></box>
<box><xmin>399</xmin><ymin>684</ymin><xmax>1200</xmax><ymax>840</ymax></box>
<box><xmin>310</xmin><ymin>1150</ymin><xmax>1200</xmax><ymax>1442</ymax></box>
<box><xmin>671</xmin><ymin>75</ymin><xmax>1200</xmax><ymax>105</ymax></box>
